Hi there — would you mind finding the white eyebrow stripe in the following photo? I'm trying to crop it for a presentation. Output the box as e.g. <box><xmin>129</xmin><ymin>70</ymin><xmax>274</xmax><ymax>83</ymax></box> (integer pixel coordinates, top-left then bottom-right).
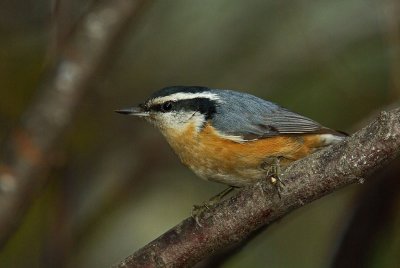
<box><xmin>151</xmin><ymin>92</ymin><xmax>222</xmax><ymax>105</ymax></box>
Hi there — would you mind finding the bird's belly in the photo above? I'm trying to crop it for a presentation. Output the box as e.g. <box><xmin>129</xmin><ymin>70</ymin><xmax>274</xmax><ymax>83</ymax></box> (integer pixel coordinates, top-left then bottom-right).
<box><xmin>164</xmin><ymin>124</ymin><xmax>325</xmax><ymax>187</ymax></box>
<box><xmin>190</xmin><ymin>164</ymin><xmax>264</xmax><ymax>187</ymax></box>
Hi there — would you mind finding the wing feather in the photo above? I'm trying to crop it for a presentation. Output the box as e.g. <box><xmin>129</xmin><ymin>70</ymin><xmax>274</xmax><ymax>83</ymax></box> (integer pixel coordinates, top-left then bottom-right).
<box><xmin>210</xmin><ymin>89</ymin><xmax>325</xmax><ymax>140</ymax></box>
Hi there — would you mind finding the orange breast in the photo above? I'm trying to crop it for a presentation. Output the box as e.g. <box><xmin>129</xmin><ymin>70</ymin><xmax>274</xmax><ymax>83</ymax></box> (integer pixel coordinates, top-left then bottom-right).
<box><xmin>164</xmin><ymin>123</ymin><xmax>325</xmax><ymax>186</ymax></box>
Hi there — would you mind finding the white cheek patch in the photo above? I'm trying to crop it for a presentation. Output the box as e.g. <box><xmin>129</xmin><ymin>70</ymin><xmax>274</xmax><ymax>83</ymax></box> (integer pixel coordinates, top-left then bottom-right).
<box><xmin>186</xmin><ymin>112</ymin><xmax>208</xmax><ymax>131</ymax></box>
<box><xmin>150</xmin><ymin>92</ymin><xmax>222</xmax><ymax>106</ymax></box>
<box><xmin>157</xmin><ymin>111</ymin><xmax>206</xmax><ymax>133</ymax></box>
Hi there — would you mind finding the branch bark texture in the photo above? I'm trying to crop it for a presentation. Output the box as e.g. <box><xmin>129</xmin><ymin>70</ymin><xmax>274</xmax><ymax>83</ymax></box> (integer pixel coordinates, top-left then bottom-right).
<box><xmin>115</xmin><ymin>109</ymin><xmax>400</xmax><ymax>268</ymax></box>
<box><xmin>0</xmin><ymin>0</ymin><xmax>147</xmax><ymax>247</ymax></box>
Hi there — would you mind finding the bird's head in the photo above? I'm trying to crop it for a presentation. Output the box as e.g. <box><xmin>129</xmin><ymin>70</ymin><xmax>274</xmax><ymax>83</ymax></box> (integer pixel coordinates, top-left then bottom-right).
<box><xmin>116</xmin><ymin>86</ymin><xmax>221</xmax><ymax>136</ymax></box>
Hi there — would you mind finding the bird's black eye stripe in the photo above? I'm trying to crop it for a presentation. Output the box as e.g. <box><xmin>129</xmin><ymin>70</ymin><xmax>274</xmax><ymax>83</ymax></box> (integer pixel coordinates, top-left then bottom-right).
<box><xmin>147</xmin><ymin>98</ymin><xmax>216</xmax><ymax>118</ymax></box>
<box><xmin>149</xmin><ymin>101</ymin><xmax>175</xmax><ymax>112</ymax></box>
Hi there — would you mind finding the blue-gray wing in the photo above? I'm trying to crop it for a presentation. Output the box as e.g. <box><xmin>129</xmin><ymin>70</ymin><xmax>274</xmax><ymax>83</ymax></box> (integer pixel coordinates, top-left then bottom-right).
<box><xmin>210</xmin><ymin>89</ymin><xmax>324</xmax><ymax>140</ymax></box>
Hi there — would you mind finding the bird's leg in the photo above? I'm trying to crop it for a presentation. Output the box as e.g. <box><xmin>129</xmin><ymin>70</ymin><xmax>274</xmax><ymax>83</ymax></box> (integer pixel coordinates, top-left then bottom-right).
<box><xmin>208</xmin><ymin>186</ymin><xmax>235</xmax><ymax>204</ymax></box>
<box><xmin>263</xmin><ymin>157</ymin><xmax>285</xmax><ymax>198</ymax></box>
<box><xmin>191</xmin><ymin>186</ymin><xmax>235</xmax><ymax>226</ymax></box>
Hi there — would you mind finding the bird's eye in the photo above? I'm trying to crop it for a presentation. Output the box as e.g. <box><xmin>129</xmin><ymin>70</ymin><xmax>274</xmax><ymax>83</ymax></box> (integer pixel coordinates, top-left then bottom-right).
<box><xmin>162</xmin><ymin>101</ymin><xmax>173</xmax><ymax>112</ymax></box>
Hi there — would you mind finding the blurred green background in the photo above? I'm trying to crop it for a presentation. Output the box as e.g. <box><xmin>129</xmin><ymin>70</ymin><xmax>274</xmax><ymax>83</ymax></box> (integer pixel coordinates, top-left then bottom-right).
<box><xmin>0</xmin><ymin>0</ymin><xmax>399</xmax><ymax>267</ymax></box>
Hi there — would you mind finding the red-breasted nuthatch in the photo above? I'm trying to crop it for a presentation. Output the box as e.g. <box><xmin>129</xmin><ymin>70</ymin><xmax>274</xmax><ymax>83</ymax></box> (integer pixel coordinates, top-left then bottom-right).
<box><xmin>116</xmin><ymin>86</ymin><xmax>346</xmax><ymax>187</ymax></box>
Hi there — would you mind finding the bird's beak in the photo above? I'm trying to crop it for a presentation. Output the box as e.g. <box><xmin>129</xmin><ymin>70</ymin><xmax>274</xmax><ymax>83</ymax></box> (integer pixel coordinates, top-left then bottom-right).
<box><xmin>115</xmin><ymin>106</ymin><xmax>149</xmax><ymax>117</ymax></box>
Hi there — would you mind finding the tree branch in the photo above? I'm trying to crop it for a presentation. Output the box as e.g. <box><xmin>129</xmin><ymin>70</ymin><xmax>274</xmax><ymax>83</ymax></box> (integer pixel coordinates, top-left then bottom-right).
<box><xmin>115</xmin><ymin>108</ymin><xmax>400</xmax><ymax>268</ymax></box>
<box><xmin>0</xmin><ymin>0</ymin><xmax>148</xmax><ymax>247</ymax></box>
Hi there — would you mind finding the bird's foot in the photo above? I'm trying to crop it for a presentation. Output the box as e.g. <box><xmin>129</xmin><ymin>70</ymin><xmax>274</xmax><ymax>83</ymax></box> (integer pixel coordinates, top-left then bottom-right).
<box><xmin>263</xmin><ymin>157</ymin><xmax>286</xmax><ymax>198</ymax></box>
<box><xmin>191</xmin><ymin>186</ymin><xmax>234</xmax><ymax>226</ymax></box>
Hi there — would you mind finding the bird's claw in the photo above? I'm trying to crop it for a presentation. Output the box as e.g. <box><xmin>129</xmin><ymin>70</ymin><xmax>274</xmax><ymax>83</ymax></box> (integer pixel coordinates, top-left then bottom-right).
<box><xmin>264</xmin><ymin>157</ymin><xmax>285</xmax><ymax>198</ymax></box>
<box><xmin>191</xmin><ymin>186</ymin><xmax>235</xmax><ymax>227</ymax></box>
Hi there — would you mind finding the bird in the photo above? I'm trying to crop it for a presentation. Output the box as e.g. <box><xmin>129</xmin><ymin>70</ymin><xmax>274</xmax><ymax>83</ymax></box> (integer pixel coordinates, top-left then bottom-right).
<box><xmin>116</xmin><ymin>86</ymin><xmax>346</xmax><ymax>193</ymax></box>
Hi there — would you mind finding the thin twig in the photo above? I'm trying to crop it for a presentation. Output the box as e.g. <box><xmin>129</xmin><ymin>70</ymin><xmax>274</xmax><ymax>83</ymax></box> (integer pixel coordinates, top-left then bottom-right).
<box><xmin>115</xmin><ymin>108</ymin><xmax>400</xmax><ymax>267</ymax></box>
